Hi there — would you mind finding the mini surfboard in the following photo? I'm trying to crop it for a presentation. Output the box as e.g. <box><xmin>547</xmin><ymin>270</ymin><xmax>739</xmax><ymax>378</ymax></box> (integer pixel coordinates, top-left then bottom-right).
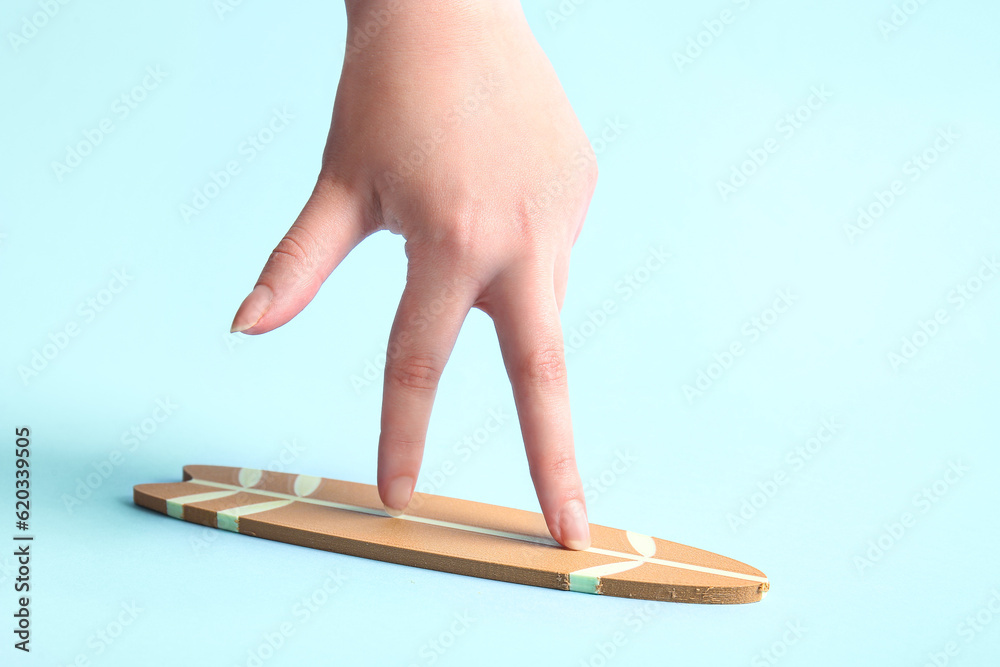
<box><xmin>134</xmin><ymin>465</ymin><xmax>768</xmax><ymax>604</ymax></box>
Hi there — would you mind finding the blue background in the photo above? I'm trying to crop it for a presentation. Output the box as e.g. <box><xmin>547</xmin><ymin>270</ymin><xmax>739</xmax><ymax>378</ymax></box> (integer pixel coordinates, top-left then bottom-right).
<box><xmin>3</xmin><ymin>0</ymin><xmax>999</xmax><ymax>665</ymax></box>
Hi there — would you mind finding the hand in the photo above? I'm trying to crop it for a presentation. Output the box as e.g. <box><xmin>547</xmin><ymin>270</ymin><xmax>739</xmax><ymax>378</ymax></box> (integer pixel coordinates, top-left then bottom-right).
<box><xmin>230</xmin><ymin>0</ymin><xmax>598</xmax><ymax>550</ymax></box>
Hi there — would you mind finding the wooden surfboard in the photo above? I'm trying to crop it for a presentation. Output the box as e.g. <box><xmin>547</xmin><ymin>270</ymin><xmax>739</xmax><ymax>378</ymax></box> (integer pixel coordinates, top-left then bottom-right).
<box><xmin>134</xmin><ymin>465</ymin><xmax>768</xmax><ymax>604</ymax></box>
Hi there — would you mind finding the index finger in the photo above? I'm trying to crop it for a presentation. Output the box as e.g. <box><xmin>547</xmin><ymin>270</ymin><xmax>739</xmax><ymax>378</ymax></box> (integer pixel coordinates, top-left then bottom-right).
<box><xmin>376</xmin><ymin>268</ymin><xmax>474</xmax><ymax>516</ymax></box>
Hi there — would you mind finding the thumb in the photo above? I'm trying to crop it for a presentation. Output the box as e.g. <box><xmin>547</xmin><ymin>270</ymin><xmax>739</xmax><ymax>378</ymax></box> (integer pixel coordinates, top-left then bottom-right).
<box><xmin>230</xmin><ymin>180</ymin><xmax>367</xmax><ymax>335</ymax></box>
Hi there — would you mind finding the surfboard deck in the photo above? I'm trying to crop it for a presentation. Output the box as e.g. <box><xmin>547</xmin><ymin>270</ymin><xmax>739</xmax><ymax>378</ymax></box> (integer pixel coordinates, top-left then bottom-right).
<box><xmin>134</xmin><ymin>465</ymin><xmax>768</xmax><ymax>604</ymax></box>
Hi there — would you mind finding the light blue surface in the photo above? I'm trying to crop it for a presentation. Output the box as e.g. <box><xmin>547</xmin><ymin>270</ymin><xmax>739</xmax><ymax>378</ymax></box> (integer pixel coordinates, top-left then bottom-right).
<box><xmin>3</xmin><ymin>1</ymin><xmax>999</xmax><ymax>665</ymax></box>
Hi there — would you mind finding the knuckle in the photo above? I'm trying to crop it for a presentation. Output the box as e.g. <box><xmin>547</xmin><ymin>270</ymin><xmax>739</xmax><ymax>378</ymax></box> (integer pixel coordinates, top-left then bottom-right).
<box><xmin>433</xmin><ymin>209</ymin><xmax>478</xmax><ymax>261</ymax></box>
<box><xmin>389</xmin><ymin>353</ymin><xmax>444</xmax><ymax>392</ymax></box>
<box><xmin>406</xmin><ymin>189</ymin><xmax>481</xmax><ymax>256</ymax></box>
<box><xmin>542</xmin><ymin>453</ymin><xmax>578</xmax><ymax>479</ymax></box>
<box><xmin>407</xmin><ymin>207</ymin><xmax>488</xmax><ymax>283</ymax></box>
<box><xmin>269</xmin><ymin>226</ymin><xmax>317</xmax><ymax>269</ymax></box>
<box><xmin>381</xmin><ymin>435</ymin><xmax>425</xmax><ymax>451</ymax></box>
<box><xmin>521</xmin><ymin>346</ymin><xmax>568</xmax><ymax>387</ymax></box>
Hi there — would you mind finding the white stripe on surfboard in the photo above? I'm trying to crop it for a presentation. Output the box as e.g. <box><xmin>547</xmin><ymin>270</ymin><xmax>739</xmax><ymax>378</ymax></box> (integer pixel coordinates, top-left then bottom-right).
<box><xmin>187</xmin><ymin>477</ymin><xmax>559</xmax><ymax>546</ymax></box>
<box><xmin>586</xmin><ymin>546</ymin><xmax>768</xmax><ymax>584</ymax></box>
<box><xmin>217</xmin><ymin>500</ymin><xmax>294</xmax><ymax>532</ymax></box>
<box><xmin>166</xmin><ymin>490</ymin><xmax>239</xmax><ymax>519</ymax></box>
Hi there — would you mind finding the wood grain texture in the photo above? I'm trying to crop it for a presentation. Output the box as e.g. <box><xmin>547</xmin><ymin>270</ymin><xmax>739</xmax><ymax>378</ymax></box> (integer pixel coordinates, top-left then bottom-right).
<box><xmin>134</xmin><ymin>465</ymin><xmax>769</xmax><ymax>604</ymax></box>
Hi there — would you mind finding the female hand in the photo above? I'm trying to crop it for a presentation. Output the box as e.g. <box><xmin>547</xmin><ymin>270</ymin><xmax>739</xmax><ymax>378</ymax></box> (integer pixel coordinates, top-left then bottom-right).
<box><xmin>230</xmin><ymin>0</ymin><xmax>598</xmax><ymax>549</ymax></box>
